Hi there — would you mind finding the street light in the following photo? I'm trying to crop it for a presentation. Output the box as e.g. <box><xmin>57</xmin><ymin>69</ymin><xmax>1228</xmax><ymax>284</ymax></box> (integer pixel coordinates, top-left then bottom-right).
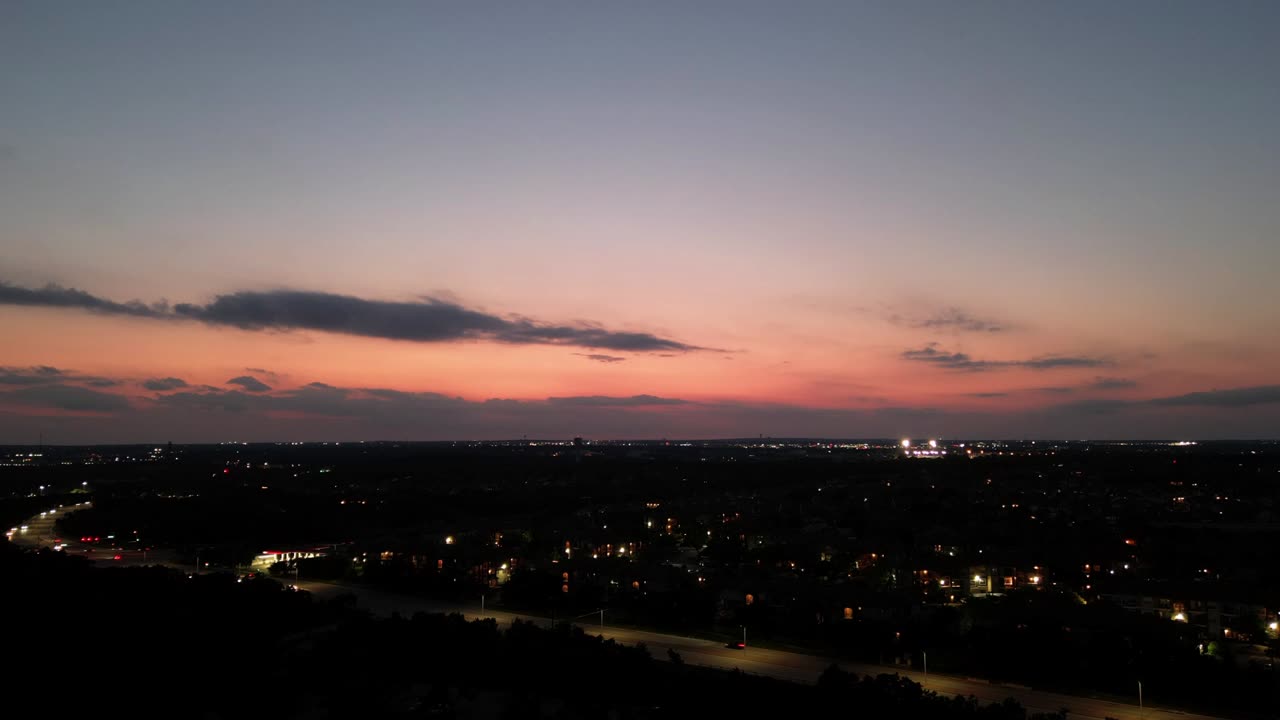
<box><xmin>571</xmin><ymin>608</ymin><xmax>606</xmax><ymax>630</ymax></box>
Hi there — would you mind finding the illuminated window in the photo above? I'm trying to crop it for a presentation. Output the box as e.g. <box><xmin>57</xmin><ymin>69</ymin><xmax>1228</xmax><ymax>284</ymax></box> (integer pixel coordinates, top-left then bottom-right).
<box><xmin>843</xmin><ymin>607</ymin><xmax>853</xmax><ymax>620</ymax></box>
<box><xmin>745</xmin><ymin>593</ymin><xmax>755</xmax><ymax>606</ymax></box>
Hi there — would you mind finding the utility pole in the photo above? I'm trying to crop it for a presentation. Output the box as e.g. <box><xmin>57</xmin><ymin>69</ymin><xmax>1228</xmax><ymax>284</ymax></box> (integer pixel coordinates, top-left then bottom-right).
<box><xmin>1138</xmin><ymin>680</ymin><xmax>1143</xmax><ymax>719</ymax></box>
<box><xmin>600</xmin><ymin>608</ymin><xmax>604</xmax><ymax>629</ymax></box>
<box><xmin>481</xmin><ymin>593</ymin><xmax>485</xmax><ymax>616</ymax></box>
<box><xmin>923</xmin><ymin>651</ymin><xmax>928</xmax><ymax>687</ymax></box>
<box><xmin>743</xmin><ymin>626</ymin><xmax>747</xmax><ymax>649</ymax></box>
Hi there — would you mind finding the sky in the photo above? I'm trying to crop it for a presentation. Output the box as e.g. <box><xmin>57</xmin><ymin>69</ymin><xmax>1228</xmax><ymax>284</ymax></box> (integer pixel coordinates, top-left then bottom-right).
<box><xmin>2</xmin><ymin>1</ymin><xmax>1279</xmax><ymax>443</ymax></box>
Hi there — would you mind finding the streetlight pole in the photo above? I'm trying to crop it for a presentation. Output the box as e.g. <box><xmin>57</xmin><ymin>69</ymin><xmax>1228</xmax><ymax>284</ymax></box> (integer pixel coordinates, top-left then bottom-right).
<box><xmin>923</xmin><ymin>651</ymin><xmax>928</xmax><ymax>687</ymax></box>
<box><xmin>600</xmin><ymin>608</ymin><xmax>604</xmax><ymax>630</ymax></box>
<box><xmin>1138</xmin><ymin>680</ymin><xmax>1143</xmax><ymax>719</ymax></box>
<box><xmin>743</xmin><ymin>626</ymin><xmax>747</xmax><ymax>649</ymax></box>
<box><xmin>481</xmin><ymin>593</ymin><xmax>485</xmax><ymax>616</ymax></box>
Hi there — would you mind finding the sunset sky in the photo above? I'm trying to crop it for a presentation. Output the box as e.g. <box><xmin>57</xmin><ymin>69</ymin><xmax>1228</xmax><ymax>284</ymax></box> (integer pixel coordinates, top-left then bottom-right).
<box><xmin>2</xmin><ymin>2</ymin><xmax>1278</xmax><ymax>442</ymax></box>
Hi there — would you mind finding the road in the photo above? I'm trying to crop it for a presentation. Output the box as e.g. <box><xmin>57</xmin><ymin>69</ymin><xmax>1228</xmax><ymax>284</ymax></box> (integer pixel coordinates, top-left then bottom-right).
<box><xmin>8</xmin><ymin>501</ymin><xmax>168</xmax><ymax>564</ymax></box>
<box><xmin>9</xmin><ymin>507</ymin><xmax>1229</xmax><ymax>720</ymax></box>
<box><xmin>291</xmin><ymin>579</ymin><xmax>1227</xmax><ymax>720</ymax></box>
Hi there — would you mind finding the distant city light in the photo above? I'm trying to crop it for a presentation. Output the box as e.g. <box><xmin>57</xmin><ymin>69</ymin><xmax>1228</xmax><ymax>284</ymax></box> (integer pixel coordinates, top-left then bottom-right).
<box><xmin>900</xmin><ymin>439</ymin><xmax>911</xmax><ymax>449</ymax></box>
<box><xmin>1172</xmin><ymin>612</ymin><xmax>1187</xmax><ymax>622</ymax></box>
<box><xmin>928</xmin><ymin>439</ymin><xmax>938</xmax><ymax>449</ymax></box>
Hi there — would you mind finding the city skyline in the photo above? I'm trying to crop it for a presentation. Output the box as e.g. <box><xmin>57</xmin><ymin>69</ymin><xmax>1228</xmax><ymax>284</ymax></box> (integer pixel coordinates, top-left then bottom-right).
<box><xmin>3</xmin><ymin>2</ymin><xmax>1279</xmax><ymax>442</ymax></box>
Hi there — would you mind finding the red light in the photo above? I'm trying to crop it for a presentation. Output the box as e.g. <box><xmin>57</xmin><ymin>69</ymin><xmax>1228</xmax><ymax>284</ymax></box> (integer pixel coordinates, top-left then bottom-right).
<box><xmin>113</xmin><ymin>555</ymin><xmax>122</xmax><ymax>560</ymax></box>
<box><xmin>223</xmin><ymin>469</ymin><xmax>230</xmax><ymax>474</ymax></box>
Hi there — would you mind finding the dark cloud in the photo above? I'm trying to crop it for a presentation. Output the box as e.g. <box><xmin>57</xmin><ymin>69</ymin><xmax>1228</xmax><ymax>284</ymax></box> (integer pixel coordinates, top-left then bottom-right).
<box><xmin>141</xmin><ymin>385</ymin><xmax>698</xmax><ymax>438</ymax></box>
<box><xmin>1019</xmin><ymin>356</ymin><xmax>1109</xmax><ymax>370</ymax></box>
<box><xmin>903</xmin><ymin>307</ymin><xmax>1005</xmax><ymax>333</ymax></box>
<box><xmin>0</xmin><ymin>281</ymin><xmax>710</xmax><ymax>353</ymax></box>
<box><xmin>574</xmin><ymin>353</ymin><xmax>626</xmax><ymax>364</ymax></box>
<box><xmin>154</xmin><ymin>387</ymin><xmax>689</xmax><ymax>418</ymax></box>
<box><xmin>143</xmin><ymin>377</ymin><xmax>188</xmax><ymax>392</ymax></box>
<box><xmin>2</xmin><ymin>365</ymin><xmax>124</xmax><ymax>390</ymax></box>
<box><xmin>901</xmin><ymin>345</ymin><xmax>987</xmax><ymax>370</ymax></box>
<box><xmin>152</xmin><ymin>389</ymin><xmax>253</xmax><ymax>413</ymax></box>
<box><xmin>964</xmin><ymin>375</ymin><xmax>1141</xmax><ymax>400</ymax></box>
<box><xmin>0</xmin><ymin>281</ymin><xmax>166</xmax><ymax>317</ymax></box>
<box><xmin>901</xmin><ymin>344</ymin><xmax>1109</xmax><ymax>372</ymax></box>
<box><xmin>1046</xmin><ymin>385</ymin><xmax>1280</xmax><ymax>416</ymax></box>
<box><xmin>363</xmin><ymin>388</ymin><xmax>459</xmax><ymax>403</ymax></box>
<box><xmin>244</xmin><ymin>367</ymin><xmax>281</xmax><ymax>381</ymax></box>
<box><xmin>1147</xmin><ymin>385</ymin><xmax>1280</xmax><ymax>408</ymax></box>
<box><xmin>1091</xmin><ymin>377</ymin><xmax>1138</xmax><ymax>390</ymax></box>
<box><xmin>171</xmin><ymin>290</ymin><xmax>707</xmax><ymax>352</ymax></box>
<box><xmin>3</xmin><ymin>373</ymin><xmax>1279</xmax><ymax>442</ymax></box>
<box><xmin>1</xmin><ymin>366</ymin><xmax>65</xmax><ymax>386</ymax></box>
<box><xmin>1</xmin><ymin>384</ymin><xmax>132</xmax><ymax>412</ymax></box>
<box><xmin>546</xmin><ymin>395</ymin><xmax>690</xmax><ymax>407</ymax></box>
<box><xmin>226</xmin><ymin>375</ymin><xmax>272</xmax><ymax>393</ymax></box>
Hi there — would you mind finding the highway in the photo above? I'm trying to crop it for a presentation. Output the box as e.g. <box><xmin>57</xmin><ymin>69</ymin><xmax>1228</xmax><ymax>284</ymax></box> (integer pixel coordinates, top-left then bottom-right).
<box><xmin>9</xmin><ymin>507</ymin><xmax>1229</xmax><ymax>720</ymax></box>
<box><xmin>8</xmin><ymin>501</ymin><xmax>169</xmax><ymax>564</ymax></box>
<box><xmin>291</xmin><ymin>578</ymin><xmax>1225</xmax><ymax>720</ymax></box>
